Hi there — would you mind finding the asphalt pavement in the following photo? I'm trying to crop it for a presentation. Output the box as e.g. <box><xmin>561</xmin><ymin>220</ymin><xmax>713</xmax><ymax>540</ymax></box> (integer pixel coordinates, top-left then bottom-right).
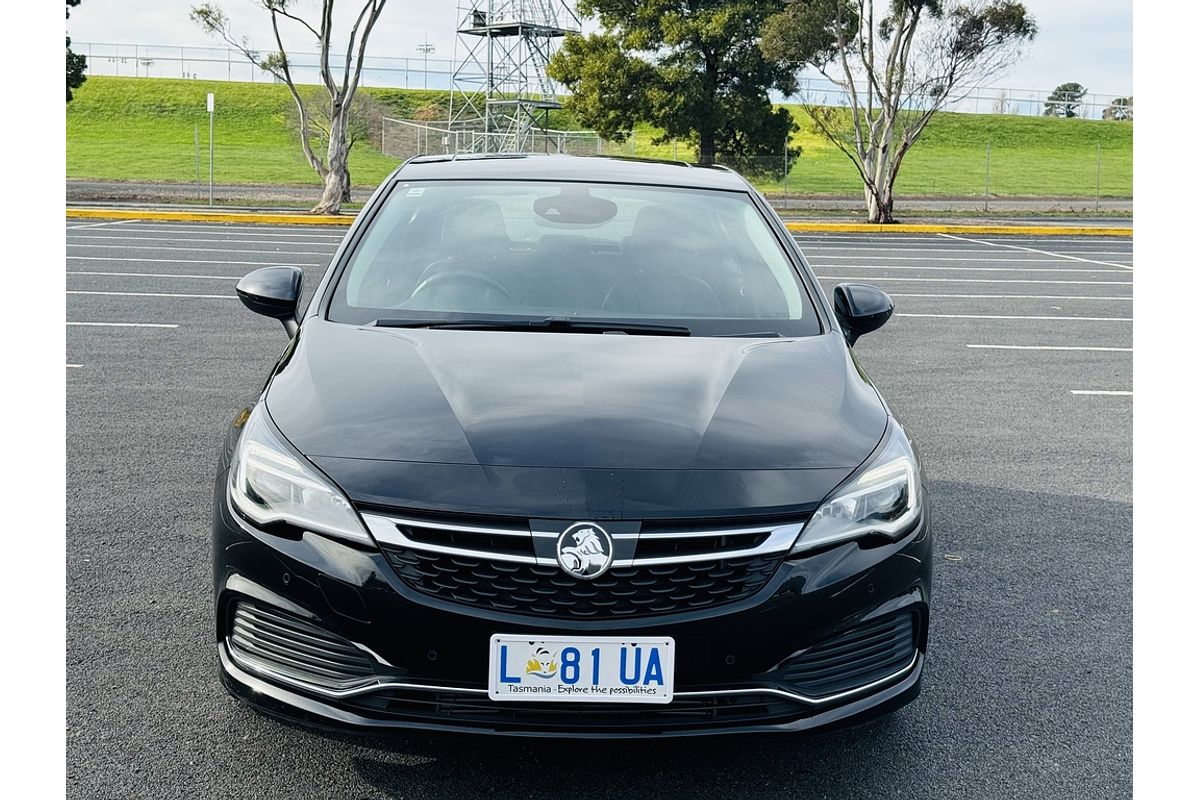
<box><xmin>65</xmin><ymin>220</ymin><xmax>1132</xmax><ymax>799</ymax></box>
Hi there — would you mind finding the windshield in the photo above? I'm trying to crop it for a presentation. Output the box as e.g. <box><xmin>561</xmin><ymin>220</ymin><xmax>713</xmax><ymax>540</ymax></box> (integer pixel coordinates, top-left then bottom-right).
<box><xmin>328</xmin><ymin>180</ymin><xmax>820</xmax><ymax>336</ymax></box>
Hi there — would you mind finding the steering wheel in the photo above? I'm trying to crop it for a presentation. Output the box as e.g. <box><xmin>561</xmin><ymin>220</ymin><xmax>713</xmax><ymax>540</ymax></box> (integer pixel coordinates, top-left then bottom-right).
<box><xmin>409</xmin><ymin>269</ymin><xmax>516</xmax><ymax>305</ymax></box>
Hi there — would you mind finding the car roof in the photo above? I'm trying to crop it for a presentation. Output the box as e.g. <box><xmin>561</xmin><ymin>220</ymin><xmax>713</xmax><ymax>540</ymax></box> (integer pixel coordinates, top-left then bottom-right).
<box><xmin>392</xmin><ymin>153</ymin><xmax>752</xmax><ymax>191</ymax></box>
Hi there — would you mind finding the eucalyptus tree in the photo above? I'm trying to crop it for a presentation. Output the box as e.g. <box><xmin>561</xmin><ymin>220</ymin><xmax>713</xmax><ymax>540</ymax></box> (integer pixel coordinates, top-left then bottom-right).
<box><xmin>191</xmin><ymin>0</ymin><xmax>388</xmax><ymax>214</ymax></box>
<box><xmin>761</xmin><ymin>1</ymin><xmax>1037</xmax><ymax>222</ymax></box>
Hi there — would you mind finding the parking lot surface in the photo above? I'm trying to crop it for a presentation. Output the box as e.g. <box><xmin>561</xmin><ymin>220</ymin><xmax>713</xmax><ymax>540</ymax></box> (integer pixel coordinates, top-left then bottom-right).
<box><xmin>66</xmin><ymin>220</ymin><xmax>1131</xmax><ymax>799</ymax></box>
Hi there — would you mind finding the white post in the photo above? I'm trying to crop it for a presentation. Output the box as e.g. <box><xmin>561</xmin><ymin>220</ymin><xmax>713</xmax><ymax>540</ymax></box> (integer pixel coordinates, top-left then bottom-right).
<box><xmin>207</xmin><ymin>93</ymin><xmax>215</xmax><ymax>207</ymax></box>
<box><xmin>984</xmin><ymin>141</ymin><xmax>991</xmax><ymax>213</ymax></box>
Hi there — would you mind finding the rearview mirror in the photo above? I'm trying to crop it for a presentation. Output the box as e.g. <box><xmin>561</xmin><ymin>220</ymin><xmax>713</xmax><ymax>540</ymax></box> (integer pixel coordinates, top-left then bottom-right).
<box><xmin>236</xmin><ymin>266</ymin><xmax>303</xmax><ymax>337</ymax></box>
<box><xmin>833</xmin><ymin>283</ymin><xmax>894</xmax><ymax>346</ymax></box>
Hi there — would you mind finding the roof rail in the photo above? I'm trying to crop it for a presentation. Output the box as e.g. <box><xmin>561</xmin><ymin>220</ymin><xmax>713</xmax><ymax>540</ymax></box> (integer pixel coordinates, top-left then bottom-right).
<box><xmin>600</xmin><ymin>155</ymin><xmax>698</xmax><ymax>169</ymax></box>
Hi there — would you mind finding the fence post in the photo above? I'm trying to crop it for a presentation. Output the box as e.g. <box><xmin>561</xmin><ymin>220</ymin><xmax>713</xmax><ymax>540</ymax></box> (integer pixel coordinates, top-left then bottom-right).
<box><xmin>983</xmin><ymin>141</ymin><xmax>991</xmax><ymax>213</ymax></box>
<box><xmin>195</xmin><ymin>126</ymin><xmax>200</xmax><ymax>199</ymax></box>
<box><xmin>1095</xmin><ymin>142</ymin><xmax>1101</xmax><ymax>214</ymax></box>
<box><xmin>208</xmin><ymin>92</ymin><xmax>215</xmax><ymax>207</ymax></box>
<box><xmin>782</xmin><ymin>143</ymin><xmax>789</xmax><ymax>205</ymax></box>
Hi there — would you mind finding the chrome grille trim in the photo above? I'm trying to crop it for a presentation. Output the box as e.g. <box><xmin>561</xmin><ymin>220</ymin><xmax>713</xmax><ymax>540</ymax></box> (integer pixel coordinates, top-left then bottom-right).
<box><xmin>221</xmin><ymin>644</ymin><xmax>919</xmax><ymax>707</ymax></box>
<box><xmin>678</xmin><ymin>650</ymin><xmax>920</xmax><ymax>705</ymax></box>
<box><xmin>384</xmin><ymin>515</ymin><xmax>529</xmax><ymax>537</ymax></box>
<box><xmin>362</xmin><ymin>512</ymin><xmax>804</xmax><ymax>567</ymax></box>
<box><xmin>364</xmin><ymin>517</ymin><xmax>541</xmax><ymax>565</ymax></box>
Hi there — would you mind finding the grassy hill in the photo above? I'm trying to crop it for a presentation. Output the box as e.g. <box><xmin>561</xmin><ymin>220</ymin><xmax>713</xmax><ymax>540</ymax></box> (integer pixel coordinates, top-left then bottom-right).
<box><xmin>66</xmin><ymin>76</ymin><xmax>1132</xmax><ymax>198</ymax></box>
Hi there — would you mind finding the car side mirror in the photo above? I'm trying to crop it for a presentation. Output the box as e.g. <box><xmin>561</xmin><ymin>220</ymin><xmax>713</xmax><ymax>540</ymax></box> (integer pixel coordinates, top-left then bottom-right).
<box><xmin>236</xmin><ymin>266</ymin><xmax>303</xmax><ymax>337</ymax></box>
<box><xmin>833</xmin><ymin>283</ymin><xmax>894</xmax><ymax>346</ymax></box>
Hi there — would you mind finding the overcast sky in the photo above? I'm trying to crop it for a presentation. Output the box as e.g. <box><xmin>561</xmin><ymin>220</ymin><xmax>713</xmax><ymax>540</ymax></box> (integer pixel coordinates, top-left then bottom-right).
<box><xmin>68</xmin><ymin>0</ymin><xmax>1132</xmax><ymax>97</ymax></box>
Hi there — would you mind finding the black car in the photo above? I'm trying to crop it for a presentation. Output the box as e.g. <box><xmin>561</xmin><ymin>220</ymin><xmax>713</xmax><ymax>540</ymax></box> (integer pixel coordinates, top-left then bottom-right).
<box><xmin>214</xmin><ymin>154</ymin><xmax>931</xmax><ymax>737</ymax></box>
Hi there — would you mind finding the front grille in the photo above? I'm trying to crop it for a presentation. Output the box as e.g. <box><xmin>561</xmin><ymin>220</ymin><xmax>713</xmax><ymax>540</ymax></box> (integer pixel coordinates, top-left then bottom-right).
<box><xmin>383</xmin><ymin>547</ymin><xmax>783</xmax><ymax>618</ymax></box>
<box><xmin>773</xmin><ymin>611</ymin><xmax>917</xmax><ymax>698</ymax></box>
<box><xmin>227</xmin><ymin>599</ymin><xmax>377</xmax><ymax>691</ymax></box>
<box><xmin>344</xmin><ymin>688</ymin><xmax>803</xmax><ymax>732</ymax></box>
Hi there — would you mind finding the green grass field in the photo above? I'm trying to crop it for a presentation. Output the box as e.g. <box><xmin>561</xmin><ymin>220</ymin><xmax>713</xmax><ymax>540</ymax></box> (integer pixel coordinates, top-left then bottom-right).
<box><xmin>67</xmin><ymin>77</ymin><xmax>1132</xmax><ymax>198</ymax></box>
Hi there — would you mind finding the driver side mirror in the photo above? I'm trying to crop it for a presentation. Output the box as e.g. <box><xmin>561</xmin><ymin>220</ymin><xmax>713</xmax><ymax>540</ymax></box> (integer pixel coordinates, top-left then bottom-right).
<box><xmin>236</xmin><ymin>266</ymin><xmax>303</xmax><ymax>337</ymax></box>
<box><xmin>833</xmin><ymin>283</ymin><xmax>894</xmax><ymax>346</ymax></box>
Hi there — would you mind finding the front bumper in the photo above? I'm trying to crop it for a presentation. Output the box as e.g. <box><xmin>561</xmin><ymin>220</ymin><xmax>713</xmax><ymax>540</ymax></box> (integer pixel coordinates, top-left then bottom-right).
<box><xmin>213</xmin><ymin>482</ymin><xmax>932</xmax><ymax>738</ymax></box>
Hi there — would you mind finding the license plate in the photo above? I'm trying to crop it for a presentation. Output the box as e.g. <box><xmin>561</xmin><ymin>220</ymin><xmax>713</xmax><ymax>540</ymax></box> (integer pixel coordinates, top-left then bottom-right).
<box><xmin>488</xmin><ymin>634</ymin><xmax>675</xmax><ymax>703</ymax></box>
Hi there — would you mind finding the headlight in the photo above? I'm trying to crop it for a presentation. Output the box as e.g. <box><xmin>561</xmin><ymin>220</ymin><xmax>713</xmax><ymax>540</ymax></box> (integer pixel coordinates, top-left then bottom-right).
<box><xmin>791</xmin><ymin>422</ymin><xmax>921</xmax><ymax>554</ymax></box>
<box><xmin>228</xmin><ymin>406</ymin><xmax>374</xmax><ymax>547</ymax></box>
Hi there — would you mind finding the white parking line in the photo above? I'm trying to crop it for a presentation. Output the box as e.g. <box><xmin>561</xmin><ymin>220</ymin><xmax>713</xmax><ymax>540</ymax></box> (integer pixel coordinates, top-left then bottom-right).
<box><xmin>66</xmin><ymin>364</ymin><xmax>83</xmax><ymax>368</ymax></box>
<box><xmin>67</xmin><ymin>322</ymin><xmax>179</xmax><ymax>328</ymax></box>
<box><xmin>68</xmin><ymin>271</ymin><xmax>240</xmax><ymax>280</ymax></box>
<box><xmin>65</xmin><ymin>220</ymin><xmax>137</xmax><ymax>230</ymax></box>
<box><xmin>966</xmin><ymin>344</ymin><xmax>1132</xmax><ymax>352</ymax></box>
<box><xmin>898</xmin><ymin>313</ymin><xmax>1131</xmax><ymax>321</ymax></box>
<box><xmin>66</xmin><ymin>224</ymin><xmax>346</xmax><ymax>238</ymax></box>
<box><xmin>938</xmin><ymin>233</ymin><xmax>1133</xmax><ymax>270</ymax></box>
<box><xmin>956</xmin><ymin>236</ymin><xmax>1132</xmax><ymax>244</ymax></box>
<box><xmin>890</xmin><ymin>293</ymin><xmax>1132</xmax><ymax>301</ymax></box>
<box><xmin>67</xmin><ymin>243</ymin><xmax>335</xmax><ymax>257</ymax></box>
<box><xmin>66</xmin><ymin>234</ymin><xmax>342</xmax><ymax>248</ymax></box>
<box><xmin>801</xmin><ymin>245</ymin><xmax>1134</xmax><ymax>257</ymax></box>
<box><xmin>67</xmin><ymin>290</ymin><xmax>235</xmax><ymax>299</ymax></box>
<box><xmin>794</xmin><ymin>233</ymin><xmax>1130</xmax><ymax>242</ymax></box>
<box><xmin>67</xmin><ymin>256</ymin><xmax>319</xmax><ymax>266</ymax></box>
<box><xmin>809</xmin><ymin>254</ymin><xmax>1101</xmax><ymax>263</ymax></box>
<box><xmin>810</xmin><ymin>263</ymin><xmax>1128</xmax><ymax>273</ymax></box>
<box><xmin>1071</xmin><ymin>390</ymin><xmax>1132</xmax><ymax>396</ymax></box>
<box><xmin>819</xmin><ymin>276</ymin><xmax>1132</xmax><ymax>285</ymax></box>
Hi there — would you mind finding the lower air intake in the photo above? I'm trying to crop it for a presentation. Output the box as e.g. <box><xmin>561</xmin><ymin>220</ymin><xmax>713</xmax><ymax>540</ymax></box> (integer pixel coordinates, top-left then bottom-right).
<box><xmin>775</xmin><ymin>611</ymin><xmax>917</xmax><ymax>698</ymax></box>
<box><xmin>227</xmin><ymin>599</ymin><xmax>377</xmax><ymax>692</ymax></box>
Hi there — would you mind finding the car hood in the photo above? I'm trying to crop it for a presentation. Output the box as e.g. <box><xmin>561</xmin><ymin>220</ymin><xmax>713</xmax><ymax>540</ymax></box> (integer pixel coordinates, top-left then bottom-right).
<box><xmin>266</xmin><ymin>320</ymin><xmax>887</xmax><ymax>473</ymax></box>
<box><xmin>265</xmin><ymin>321</ymin><xmax>888</xmax><ymax>517</ymax></box>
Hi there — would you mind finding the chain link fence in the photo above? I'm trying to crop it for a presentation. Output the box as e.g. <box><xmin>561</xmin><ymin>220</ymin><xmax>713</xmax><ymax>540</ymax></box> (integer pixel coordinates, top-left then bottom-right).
<box><xmin>381</xmin><ymin>118</ymin><xmax>636</xmax><ymax>160</ymax></box>
<box><xmin>76</xmin><ymin>41</ymin><xmax>458</xmax><ymax>89</ymax></box>
<box><xmin>641</xmin><ymin>140</ymin><xmax>1131</xmax><ymax>213</ymax></box>
<box><xmin>78</xmin><ymin>42</ymin><xmax>1130</xmax><ymax>120</ymax></box>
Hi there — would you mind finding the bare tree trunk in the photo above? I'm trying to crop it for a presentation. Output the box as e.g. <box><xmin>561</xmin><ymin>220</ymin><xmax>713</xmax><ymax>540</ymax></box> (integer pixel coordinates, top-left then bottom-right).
<box><xmin>867</xmin><ymin>186</ymin><xmax>895</xmax><ymax>224</ymax></box>
<box><xmin>698</xmin><ymin>130</ymin><xmax>716</xmax><ymax>165</ymax></box>
<box><xmin>312</xmin><ymin>109</ymin><xmax>349</xmax><ymax>214</ymax></box>
<box><xmin>313</xmin><ymin>169</ymin><xmax>348</xmax><ymax>215</ymax></box>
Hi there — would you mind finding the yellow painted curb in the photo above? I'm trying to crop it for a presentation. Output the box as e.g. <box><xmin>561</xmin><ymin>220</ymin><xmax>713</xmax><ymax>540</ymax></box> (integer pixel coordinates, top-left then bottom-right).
<box><xmin>65</xmin><ymin>208</ymin><xmax>1131</xmax><ymax>237</ymax></box>
<box><xmin>66</xmin><ymin>207</ymin><xmax>354</xmax><ymax>226</ymax></box>
<box><xmin>784</xmin><ymin>221</ymin><xmax>1132</xmax><ymax>236</ymax></box>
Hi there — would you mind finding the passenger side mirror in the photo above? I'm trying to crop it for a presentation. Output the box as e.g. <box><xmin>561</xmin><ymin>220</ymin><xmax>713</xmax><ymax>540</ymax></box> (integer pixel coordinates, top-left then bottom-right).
<box><xmin>236</xmin><ymin>266</ymin><xmax>304</xmax><ymax>337</ymax></box>
<box><xmin>833</xmin><ymin>283</ymin><xmax>894</xmax><ymax>346</ymax></box>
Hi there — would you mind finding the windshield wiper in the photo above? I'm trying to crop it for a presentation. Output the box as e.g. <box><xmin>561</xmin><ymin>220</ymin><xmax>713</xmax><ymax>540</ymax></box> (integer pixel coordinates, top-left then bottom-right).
<box><xmin>370</xmin><ymin>317</ymin><xmax>691</xmax><ymax>336</ymax></box>
<box><xmin>713</xmin><ymin>331</ymin><xmax>784</xmax><ymax>338</ymax></box>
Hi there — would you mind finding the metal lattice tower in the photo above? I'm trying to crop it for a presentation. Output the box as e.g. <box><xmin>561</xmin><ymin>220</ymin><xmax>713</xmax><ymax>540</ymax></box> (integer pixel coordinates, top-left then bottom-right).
<box><xmin>448</xmin><ymin>1</ymin><xmax>581</xmax><ymax>152</ymax></box>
